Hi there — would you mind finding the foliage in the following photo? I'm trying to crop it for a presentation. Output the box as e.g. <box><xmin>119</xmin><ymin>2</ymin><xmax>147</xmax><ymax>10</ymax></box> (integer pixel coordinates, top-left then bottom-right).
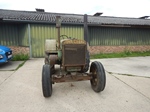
<box><xmin>12</xmin><ymin>53</ymin><xmax>29</xmax><ymax>61</ymax></box>
<box><xmin>90</xmin><ymin>51</ymin><xmax>150</xmax><ymax>59</ymax></box>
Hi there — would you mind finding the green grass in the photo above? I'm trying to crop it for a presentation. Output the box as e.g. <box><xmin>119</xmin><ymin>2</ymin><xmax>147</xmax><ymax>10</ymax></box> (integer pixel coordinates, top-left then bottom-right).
<box><xmin>15</xmin><ymin>61</ymin><xmax>26</xmax><ymax>70</ymax></box>
<box><xmin>12</xmin><ymin>53</ymin><xmax>29</xmax><ymax>61</ymax></box>
<box><xmin>90</xmin><ymin>51</ymin><xmax>150</xmax><ymax>59</ymax></box>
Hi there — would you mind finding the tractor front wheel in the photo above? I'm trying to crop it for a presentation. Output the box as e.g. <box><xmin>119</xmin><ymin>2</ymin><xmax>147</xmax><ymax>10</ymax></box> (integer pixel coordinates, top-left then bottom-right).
<box><xmin>42</xmin><ymin>64</ymin><xmax>52</xmax><ymax>97</ymax></box>
<box><xmin>90</xmin><ymin>61</ymin><xmax>106</xmax><ymax>92</ymax></box>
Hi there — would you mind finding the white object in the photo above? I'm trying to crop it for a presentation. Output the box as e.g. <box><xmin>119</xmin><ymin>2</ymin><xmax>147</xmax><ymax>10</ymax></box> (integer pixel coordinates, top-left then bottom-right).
<box><xmin>45</xmin><ymin>39</ymin><xmax>56</xmax><ymax>52</ymax></box>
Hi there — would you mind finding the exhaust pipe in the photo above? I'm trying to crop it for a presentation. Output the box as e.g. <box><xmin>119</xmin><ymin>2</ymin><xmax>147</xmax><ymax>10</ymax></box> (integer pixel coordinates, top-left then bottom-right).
<box><xmin>56</xmin><ymin>16</ymin><xmax>61</xmax><ymax>50</ymax></box>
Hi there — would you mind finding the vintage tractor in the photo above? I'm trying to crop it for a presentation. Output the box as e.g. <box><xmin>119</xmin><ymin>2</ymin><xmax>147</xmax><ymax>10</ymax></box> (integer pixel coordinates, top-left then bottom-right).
<box><xmin>42</xmin><ymin>16</ymin><xmax>106</xmax><ymax>97</ymax></box>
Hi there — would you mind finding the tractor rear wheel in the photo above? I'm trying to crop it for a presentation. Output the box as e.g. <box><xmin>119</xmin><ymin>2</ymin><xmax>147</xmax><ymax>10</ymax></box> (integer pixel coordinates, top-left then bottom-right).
<box><xmin>90</xmin><ymin>61</ymin><xmax>106</xmax><ymax>92</ymax></box>
<box><xmin>42</xmin><ymin>64</ymin><xmax>52</xmax><ymax>97</ymax></box>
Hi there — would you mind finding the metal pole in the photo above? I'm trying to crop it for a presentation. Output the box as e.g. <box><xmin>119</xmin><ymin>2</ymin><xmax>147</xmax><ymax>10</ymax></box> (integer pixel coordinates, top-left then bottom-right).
<box><xmin>58</xmin><ymin>27</ymin><xmax>60</xmax><ymax>49</ymax></box>
<box><xmin>56</xmin><ymin>16</ymin><xmax>61</xmax><ymax>50</ymax></box>
<box><xmin>84</xmin><ymin>14</ymin><xmax>89</xmax><ymax>43</ymax></box>
<box><xmin>28</xmin><ymin>24</ymin><xmax>32</xmax><ymax>58</ymax></box>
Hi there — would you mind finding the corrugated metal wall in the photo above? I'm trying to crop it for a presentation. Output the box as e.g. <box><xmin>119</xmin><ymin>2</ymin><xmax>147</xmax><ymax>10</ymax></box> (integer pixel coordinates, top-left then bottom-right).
<box><xmin>89</xmin><ymin>26</ymin><xmax>150</xmax><ymax>46</ymax></box>
<box><xmin>30</xmin><ymin>24</ymin><xmax>55</xmax><ymax>58</ymax></box>
<box><xmin>0</xmin><ymin>23</ymin><xmax>19</xmax><ymax>45</ymax></box>
<box><xmin>30</xmin><ymin>24</ymin><xmax>84</xmax><ymax>57</ymax></box>
<box><xmin>18</xmin><ymin>24</ymin><xmax>29</xmax><ymax>46</ymax></box>
<box><xmin>2</xmin><ymin>23</ymin><xmax>149</xmax><ymax>58</ymax></box>
<box><xmin>0</xmin><ymin>23</ymin><xmax>29</xmax><ymax>46</ymax></box>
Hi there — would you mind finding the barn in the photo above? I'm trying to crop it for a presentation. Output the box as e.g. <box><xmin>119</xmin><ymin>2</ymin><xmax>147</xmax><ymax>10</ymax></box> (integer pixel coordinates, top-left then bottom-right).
<box><xmin>0</xmin><ymin>9</ymin><xmax>150</xmax><ymax>58</ymax></box>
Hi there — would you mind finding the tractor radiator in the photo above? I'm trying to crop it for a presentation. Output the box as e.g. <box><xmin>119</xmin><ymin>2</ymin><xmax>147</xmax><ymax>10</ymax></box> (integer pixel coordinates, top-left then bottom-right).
<box><xmin>62</xmin><ymin>40</ymin><xmax>86</xmax><ymax>68</ymax></box>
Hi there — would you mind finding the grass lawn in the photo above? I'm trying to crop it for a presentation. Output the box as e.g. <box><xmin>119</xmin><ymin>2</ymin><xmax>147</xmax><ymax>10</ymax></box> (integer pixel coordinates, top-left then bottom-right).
<box><xmin>90</xmin><ymin>51</ymin><xmax>150</xmax><ymax>59</ymax></box>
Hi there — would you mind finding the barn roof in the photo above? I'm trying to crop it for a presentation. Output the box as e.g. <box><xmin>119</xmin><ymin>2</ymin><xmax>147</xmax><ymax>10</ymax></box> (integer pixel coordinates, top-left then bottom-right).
<box><xmin>0</xmin><ymin>9</ymin><xmax>150</xmax><ymax>26</ymax></box>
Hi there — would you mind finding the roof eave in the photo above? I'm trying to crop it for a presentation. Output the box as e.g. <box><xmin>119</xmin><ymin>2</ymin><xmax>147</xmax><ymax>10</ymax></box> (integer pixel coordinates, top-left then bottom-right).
<box><xmin>88</xmin><ymin>23</ymin><xmax>150</xmax><ymax>27</ymax></box>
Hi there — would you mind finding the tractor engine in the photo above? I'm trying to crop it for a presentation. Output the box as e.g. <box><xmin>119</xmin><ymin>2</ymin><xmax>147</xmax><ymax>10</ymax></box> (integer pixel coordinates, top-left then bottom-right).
<box><xmin>45</xmin><ymin>38</ymin><xmax>88</xmax><ymax>72</ymax></box>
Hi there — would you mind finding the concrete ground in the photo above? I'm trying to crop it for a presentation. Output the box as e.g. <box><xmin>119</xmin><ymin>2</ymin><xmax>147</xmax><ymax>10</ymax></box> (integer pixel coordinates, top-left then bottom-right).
<box><xmin>0</xmin><ymin>57</ymin><xmax>150</xmax><ymax>112</ymax></box>
<box><xmin>93</xmin><ymin>57</ymin><xmax>150</xmax><ymax>77</ymax></box>
<box><xmin>0</xmin><ymin>61</ymin><xmax>24</xmax><ymax>71</ymax></box>
<box><xmin>0</xmin><ymin>61</ymin><xmax>24</xmax><ymax>84</ymax></box>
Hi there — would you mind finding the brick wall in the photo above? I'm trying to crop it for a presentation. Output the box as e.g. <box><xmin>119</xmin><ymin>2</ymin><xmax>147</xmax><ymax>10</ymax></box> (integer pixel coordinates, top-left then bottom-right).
<box><xmin>9</xmin><ymin>45</ymin><xmax>150</xmax><ymax>56</ymax></box>
<box><xmin>9</xmin><ymin>46</ymin><xmax>29</xmax><ymax>55</ymax></box>
<box><xmin>89</xmin><ymin>45</ymin><xmax>150</xmax><ymax>55</ymax></box>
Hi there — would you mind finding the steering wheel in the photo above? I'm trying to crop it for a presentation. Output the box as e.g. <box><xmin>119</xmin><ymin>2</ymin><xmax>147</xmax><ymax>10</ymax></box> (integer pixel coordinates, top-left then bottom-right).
<box><xmin>60</xmin><ymin>35</ymin><xmax>69</xmax><ymax>39</ymax></box>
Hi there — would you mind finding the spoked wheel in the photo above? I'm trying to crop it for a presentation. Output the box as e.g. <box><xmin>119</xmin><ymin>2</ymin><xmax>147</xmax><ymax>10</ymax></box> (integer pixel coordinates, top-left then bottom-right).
<box><xmin>42</xmin><ymin>64</ymin><xmax>52</xmax><ymax>97</ymax></box>
<box><xmin>90</xmin><ymin>61</ymin><xmax>106</xmax><ymax>92</ymax></box>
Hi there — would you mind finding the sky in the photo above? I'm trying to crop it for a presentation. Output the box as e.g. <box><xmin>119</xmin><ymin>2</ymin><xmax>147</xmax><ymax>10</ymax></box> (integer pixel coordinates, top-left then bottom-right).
<box><xmin>0</xmin><ymin>0</ymin><xmax>150</xmax><ymax>18</ymax></box>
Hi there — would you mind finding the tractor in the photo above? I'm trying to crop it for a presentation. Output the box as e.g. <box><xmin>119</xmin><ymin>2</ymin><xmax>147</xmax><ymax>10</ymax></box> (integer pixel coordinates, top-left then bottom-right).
<box><xmin>42</xmin><ymin>16</ymin><xmax>106</xmax><ymax>97</ymax></box>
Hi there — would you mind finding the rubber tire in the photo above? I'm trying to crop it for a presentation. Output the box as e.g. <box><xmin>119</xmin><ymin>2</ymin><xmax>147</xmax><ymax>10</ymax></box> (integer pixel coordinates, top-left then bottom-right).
<box><xmin>42</xmin><ymin>64</ymin><xmax>52</xmax><ymax>97</ymax></box>
<box><xmin>90</xmin><ymin>61</ymin><xmax>106</xmax><ymax>92</ymax></box>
